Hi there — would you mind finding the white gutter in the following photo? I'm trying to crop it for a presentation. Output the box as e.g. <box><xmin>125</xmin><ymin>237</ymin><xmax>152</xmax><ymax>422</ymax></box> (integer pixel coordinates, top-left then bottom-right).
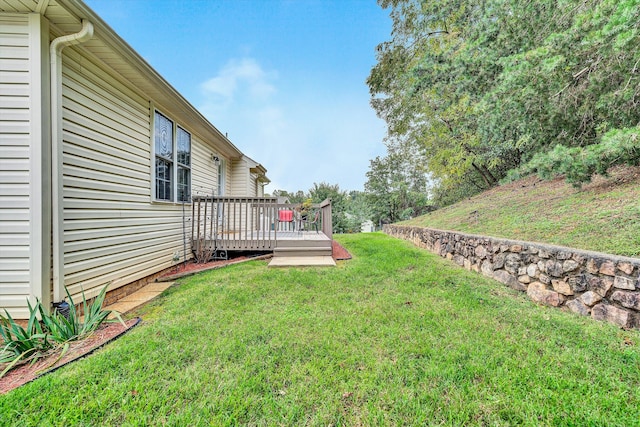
<box><xmin>50</xmin><ymin>19</ymin><xmax>94</xmax><ymax>303</ymax></box>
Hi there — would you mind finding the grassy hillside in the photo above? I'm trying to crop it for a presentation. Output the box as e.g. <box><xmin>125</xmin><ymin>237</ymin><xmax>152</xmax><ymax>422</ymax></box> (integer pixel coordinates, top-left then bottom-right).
<box><xmin>401</xmin><ymin>166</ymin><xmax>640</xmax><ymax>257</ymax></box>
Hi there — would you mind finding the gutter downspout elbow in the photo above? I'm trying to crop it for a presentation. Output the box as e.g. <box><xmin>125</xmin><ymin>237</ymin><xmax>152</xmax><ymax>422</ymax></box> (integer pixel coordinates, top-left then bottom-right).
<box><xmin>50</xmin><ymin>20</ymin><xmax>94</xmax><ymax>304</ymax></box>
<box><xmin>50</xmin><ymin>19</ymin><xmax>93</xmax><ymax>56</ymax></box>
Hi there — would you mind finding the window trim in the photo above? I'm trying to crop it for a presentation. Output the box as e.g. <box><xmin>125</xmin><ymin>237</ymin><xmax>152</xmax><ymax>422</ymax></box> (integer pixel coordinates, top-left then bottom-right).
<box><xmin>217</xmin><ymin>158</ymin><xmax>226</xmax><ymax>196</ymax></box>
<box><xmin>176</xmin><ymin>125</ymin><xmax>191</xmax><ymax>202</ymax></box>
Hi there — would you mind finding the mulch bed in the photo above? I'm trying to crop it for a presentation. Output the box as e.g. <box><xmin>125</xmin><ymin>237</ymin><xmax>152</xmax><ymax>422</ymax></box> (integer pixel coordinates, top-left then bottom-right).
<box><xmin>332</xmin><ymin>240</ymin><xmax>352</xmax><ymax>260</ymax></box>
<box><xmin>0</xmin><ymin>318</ymin><xmax>140</xmax><ymax>395</ymax></box>
<box><xmin>157</xmin><ymin>253</ymin><xmax>272</xmax><ymax>281</ymax></box>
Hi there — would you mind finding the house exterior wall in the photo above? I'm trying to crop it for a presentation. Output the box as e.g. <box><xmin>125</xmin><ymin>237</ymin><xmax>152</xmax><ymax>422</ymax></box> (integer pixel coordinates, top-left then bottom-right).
<box><xmin>230</xmin><ymin>157</ymin><xmax>265</xmax><ymax>197</ymax></box>
<box><xmin>223</xmin><ymin>159</ymin><xmax>231</xmax><ymax>196</ymax></box>
<box><xmin>361</xmin><ymin>220</ymin><xmax>375</xmax><ymax>233</ymax></box>
<box><xmin>60</xmin><ymin>46</ymin><xmax>180</xmax><ymax>300</ymax></box>
<box><xmin>191</xmin><ymin>139</ymin><xmax>218</xmax><ymax>197</ymax></box>
<box><xmin>0</xmin><ymin>13</ymin><xmax>50</xmax><ymax>318</ymax></box>
<box><xmin>249</xmin><ymin>173</ymin><xmax>258</xmax><ymax>197</ymax></box>
<box><xmin>230</xmin><ymin>158</ymin><xmax>248</xmax><ymax>196</ymax></box>
<box><xmin>58</xmin><ymin>47</ymin><xmax>252</xmax><ymax>303</ymax></box>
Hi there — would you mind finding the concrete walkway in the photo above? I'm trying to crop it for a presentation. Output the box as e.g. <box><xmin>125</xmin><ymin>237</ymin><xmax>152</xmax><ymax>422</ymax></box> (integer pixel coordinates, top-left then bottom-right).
<box><xmin>104</xmin><ymin>282</ymin><xmax>174</xmax><ymax>316</ymax></box>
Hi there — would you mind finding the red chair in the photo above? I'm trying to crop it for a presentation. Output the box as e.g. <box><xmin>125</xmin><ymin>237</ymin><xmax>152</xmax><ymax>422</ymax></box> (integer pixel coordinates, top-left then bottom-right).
<box><xmin>276</xmin><ymin>209</ymin><xmax>295</xmax><ymax>230</ymax></box>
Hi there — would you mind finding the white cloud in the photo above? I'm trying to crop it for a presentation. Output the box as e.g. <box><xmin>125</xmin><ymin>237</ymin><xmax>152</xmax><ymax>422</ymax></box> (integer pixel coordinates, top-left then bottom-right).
<box><xmin>201</xmin><ymin>58</ymin><xmax>276</xmax><ymax>106</ymax></box>
<box><xmin>199</xmin><ymin>57</ymin><xmax>386</xmax><ymax>193</ymax></box>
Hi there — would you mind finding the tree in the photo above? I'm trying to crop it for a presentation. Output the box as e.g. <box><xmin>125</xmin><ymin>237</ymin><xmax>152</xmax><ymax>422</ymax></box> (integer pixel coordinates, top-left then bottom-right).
<box><xmin>308</xmin><ymin>182</ymin><xmax>354</xmax><ymax>234</ymax></box>
<box><xmin>368</xmin><ymin>0</ymin><xmax>514</xmax><ymax>193</ymax></box>
<box><xmin>271</xmin><ymin>189</ymin><xmax>306</xmax><ymax>204</ymax></box>
<box><xmin>276</xmin><ymin>183</ymin><xmax>367</xmax><ymax>234</ymax></box>
<box><xmin>480</xmin><ymin>0</ymin><xmax>640</xmax><ymax>165</ymax></box>
<box><xmin>345</xmin><ymin>190</ymin><xmax>373</xmax><ymax>232</ymax></box>
<box><xmin>364</xmin><ymin>144</ymin><xmax>432</xmax><ymax>224</ymax></box>
<box><xmin>369</xmin><ymin>0</ymin><xmax>640</xmax><ymax>203</ymax></box>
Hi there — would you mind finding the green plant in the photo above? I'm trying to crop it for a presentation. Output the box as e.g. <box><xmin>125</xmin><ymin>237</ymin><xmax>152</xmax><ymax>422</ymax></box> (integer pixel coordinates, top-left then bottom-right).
<box><xmin>522</xmin><ymin>126</ymin><xmax>640</xmax><ymax>186</ymax></box>
<box><xmin>76</xmin><ymin>284</ymin><xmax>125</xmax><ymax>337</ymax></box>
<box><xmin>40</xmin><ymin>285</ymin><xmax>123</xmax><ymax>343</ymax></box>
<box><xmin>1</xmin><ymin>284</ymin><xmax>124</xmax><ymax>378</ymax></box>
<box><xmin>299</xmin><ymin>198</ymin><xmax>313</xmax><ymax>217</ymax></box>
<box><xmin>0</xmin><ymin>300</ymin><xmax>53</xmax><ymax>377</ymax></box>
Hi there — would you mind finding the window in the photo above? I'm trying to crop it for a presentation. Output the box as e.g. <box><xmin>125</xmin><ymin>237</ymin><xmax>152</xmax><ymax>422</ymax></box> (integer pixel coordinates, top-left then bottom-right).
<box><xmin>217</xmin><ymin>158</ymin><xmax>225</xmax><ymax>195</ymax></box>
<box><xmin>154</xmin><ymin>110</ymin><xmax>191</xmax><ymax>202</ymax></box>
<box><xmin>177</xmin><ymin>126</ymin><xmax>191</xmax><ymax>202</ymax></box>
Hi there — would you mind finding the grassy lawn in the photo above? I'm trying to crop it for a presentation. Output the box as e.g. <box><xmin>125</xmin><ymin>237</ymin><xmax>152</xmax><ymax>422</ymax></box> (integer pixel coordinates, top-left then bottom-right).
<box><xmin>402</xmin><ymin>166</ymin><xmax>640</xmax><ymax>257</ymax></box>
<box><xmin>2</xmin><ymin>233</ymin><xmax>640</xmax><ymax>426</ymax></box>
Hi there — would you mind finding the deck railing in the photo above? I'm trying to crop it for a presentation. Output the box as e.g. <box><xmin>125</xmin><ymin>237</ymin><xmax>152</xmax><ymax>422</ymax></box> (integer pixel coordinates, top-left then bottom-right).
<box><xmin>319</xmin><ymin>198</ymin><xmax>333</xmax><ymax>239</ymax></box>
<box><xmin>191</xmin><ymin>196</ymin><xmax>332</xmax><ymax>261</ymax></box>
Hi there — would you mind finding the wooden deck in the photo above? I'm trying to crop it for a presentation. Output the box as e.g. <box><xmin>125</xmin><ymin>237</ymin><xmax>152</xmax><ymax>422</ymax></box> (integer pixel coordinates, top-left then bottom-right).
<box><xmin>190</xmin><ymin>196</ymin><xmax>333</xmax><ymax>262</ymax></box>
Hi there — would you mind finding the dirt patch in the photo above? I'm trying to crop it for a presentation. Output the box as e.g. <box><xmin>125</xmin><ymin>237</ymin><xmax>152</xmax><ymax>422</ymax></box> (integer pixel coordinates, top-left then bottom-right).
<box><xmin>0</xmin><ymin>318</ymin><xmax>140</xmax><ymax>395</ymax></box>
<box><xmin>583</xmin><ymin>165</ymin><xmax>640</xmax><ymax>193</ymax></box>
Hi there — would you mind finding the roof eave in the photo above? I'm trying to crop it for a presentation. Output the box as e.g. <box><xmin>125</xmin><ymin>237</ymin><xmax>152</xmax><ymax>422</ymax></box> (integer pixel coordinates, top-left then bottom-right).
<box><xmin>55</xmin><ymin>0</ymin><xmax>244</xmax><ymax>159</ymax></box>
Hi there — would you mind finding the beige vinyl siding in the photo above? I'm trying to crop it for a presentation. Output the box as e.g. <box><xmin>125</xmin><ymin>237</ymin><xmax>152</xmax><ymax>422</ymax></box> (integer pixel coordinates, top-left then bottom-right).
<box><xmin>59</xmin><ymin>46</ymin><xmax>189</xmax><ymax>300</ymax></box>
<box><xmin>0</xmin><ymin>13</ymin><xmax>32</xmax><ymax>317</ymax></box>
<box><xmin>220</xmin><ymin>157</ymin><xmax>233</xmax><ymax>196</ymax></box>
<box><xmin>1</xmin><ymin>5</ymin><xmax>265</xmax><ymax>318</ymax></box>
<box><xmin>225</xmin><ymin>159</ymin><xmax>254</xmax><ymax>230</ymax></box>
<box><xmin>191</xmin><ymin>137</ymin><xmax>218</xmax><ymax>197</ymax></box>
<box><xmin>257</xmin><ymin>180</ymin><xmax>265</xmax><ymax>197</ymax></box>
<box><xmin>230</xmin><ymin>158</ymin><xmax>248</xmax><ymax>196</ymax></box>
<box><xmin>249</xmin><ymin>173</ymin><xmax>258</xmax><ymax>197</ymax></box>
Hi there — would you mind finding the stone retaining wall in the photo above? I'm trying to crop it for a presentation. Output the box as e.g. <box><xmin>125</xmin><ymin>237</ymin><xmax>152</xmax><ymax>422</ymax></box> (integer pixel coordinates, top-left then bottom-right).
<box><xmin>384</xmin><ymin>225</ymin><xmax>640</xmax><ymax>329</ymax></box>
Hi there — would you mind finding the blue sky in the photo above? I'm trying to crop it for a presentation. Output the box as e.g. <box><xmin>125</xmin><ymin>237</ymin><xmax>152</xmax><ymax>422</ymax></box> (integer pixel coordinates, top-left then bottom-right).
<box><xmin>84</xmin><ymin>0</ymin><xmax>391</xmax><ymax>194</ymax></box>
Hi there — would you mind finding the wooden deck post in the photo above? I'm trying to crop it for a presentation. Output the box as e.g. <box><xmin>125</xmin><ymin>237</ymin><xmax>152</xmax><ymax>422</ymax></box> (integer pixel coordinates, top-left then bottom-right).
<box><xmin>320</xmin><ymin>198</ymin><xmax>333</xmax><ymax>239</ymax></box>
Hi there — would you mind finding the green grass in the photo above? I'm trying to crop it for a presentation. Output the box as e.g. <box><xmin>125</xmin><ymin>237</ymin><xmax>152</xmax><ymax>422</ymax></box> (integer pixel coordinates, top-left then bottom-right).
<box><xmin>2</xmin><ymin>233</ymin><xmax>640</xmax><ymax>425</ymax></box>
<box><xmin>402</xmin><ymin>167</ymin><xmax>640</xmax><ymax>257</ymax></box>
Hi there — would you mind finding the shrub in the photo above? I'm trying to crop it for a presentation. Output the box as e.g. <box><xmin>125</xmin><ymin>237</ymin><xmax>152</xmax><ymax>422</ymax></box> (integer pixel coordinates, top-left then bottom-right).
<box><xmin>40</xmin><ymin>285</ymin><xmax>122</xmax><ymax>343</ymax></box>
<box><xmin>0</xmin><ymin>300</ymin><xmax>53</xmax><ymax>377</ymax></box>
<box><xmin>0</xmin><ymin>284</ymin><xmax>123</xmax><ymax>378</ymax></box>
<box><xmin>520</xmin><ymin>126</ymin><xmax>640</xmax><ymax>186</ymax></box>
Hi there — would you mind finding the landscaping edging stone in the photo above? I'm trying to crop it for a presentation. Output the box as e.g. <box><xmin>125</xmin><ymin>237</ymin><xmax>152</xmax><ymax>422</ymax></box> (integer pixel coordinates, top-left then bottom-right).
<box><xmin>384</xmin><ymin>225</ymin><xmax>640</xmax><ymax>329</ymax></box>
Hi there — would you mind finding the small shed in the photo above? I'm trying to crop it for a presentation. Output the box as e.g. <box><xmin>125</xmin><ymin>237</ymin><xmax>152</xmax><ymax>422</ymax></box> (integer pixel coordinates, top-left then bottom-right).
<box><xmin>361</xmin><ymin>220</ymin><xmax>376</xmax><ymax>233</ymax></box>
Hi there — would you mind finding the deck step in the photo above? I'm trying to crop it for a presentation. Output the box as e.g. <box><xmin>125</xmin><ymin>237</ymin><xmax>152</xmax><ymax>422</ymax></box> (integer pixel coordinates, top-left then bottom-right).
<box><xmin>274</xmin><ymin>238</ymin><xmax>330</xmax><ymax>249</ymax></box>
<box><xmin>273</xmin><ymin>246</ymin><xmax>332</xmax><ymax>257</ymax></box>
<box><xmin>268</xmin><ymin>256</ymin><xmax>336</xmax><ymax>267</ymax></box>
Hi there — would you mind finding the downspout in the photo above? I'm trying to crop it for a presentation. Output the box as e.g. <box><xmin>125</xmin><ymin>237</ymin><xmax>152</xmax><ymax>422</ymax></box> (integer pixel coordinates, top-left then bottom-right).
<box><xmin>50</xmin><ymin>19</ymin><xmax>94</xmax><ymax>303</ymax></box>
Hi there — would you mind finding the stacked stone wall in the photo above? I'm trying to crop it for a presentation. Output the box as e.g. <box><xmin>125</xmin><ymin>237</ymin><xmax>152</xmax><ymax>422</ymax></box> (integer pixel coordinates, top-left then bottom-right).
<box><xmin>384</xmin><ymin>225</ymin><xmax>640</xmax><ymax>329</ymax></box>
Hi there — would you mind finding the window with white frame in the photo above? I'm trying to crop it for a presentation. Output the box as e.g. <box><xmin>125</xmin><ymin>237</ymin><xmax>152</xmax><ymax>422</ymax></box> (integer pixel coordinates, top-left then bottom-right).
<box><xmin>176</xmin><ymin>126</ymin><xmax>191</xmax><ymax>202</ymax></box>
<box><xmin>154</xmin><ymin>110</ymin><xmax>191</xmax><ymax>202</ymax></box>
<box><xmin>217</xmin><ymin>158</ymin><xmax>225</xmax><ymax>196</ymax></box>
